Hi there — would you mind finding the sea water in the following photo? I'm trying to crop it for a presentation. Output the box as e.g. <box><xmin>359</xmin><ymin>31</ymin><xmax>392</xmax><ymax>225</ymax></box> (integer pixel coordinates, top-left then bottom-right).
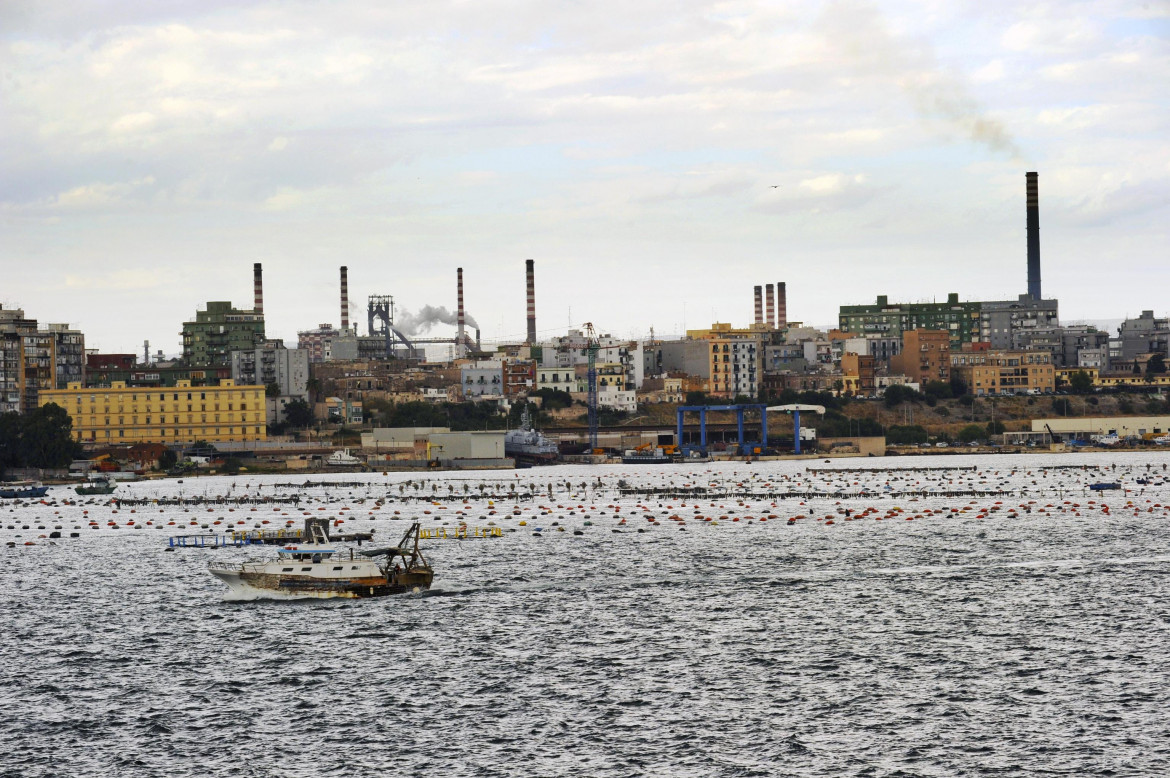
<box><xmin>3</xmin><ymin>452</ymin><xmax>1169</xmax><ymax>777</ymax></box>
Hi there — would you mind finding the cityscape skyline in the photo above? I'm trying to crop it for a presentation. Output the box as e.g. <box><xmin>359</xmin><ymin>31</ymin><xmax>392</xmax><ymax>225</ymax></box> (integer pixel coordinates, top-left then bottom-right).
<box><xmin>3</xmin><ymin>1</ymin><xmax>1167</xmax><ymax>354</ymax></box>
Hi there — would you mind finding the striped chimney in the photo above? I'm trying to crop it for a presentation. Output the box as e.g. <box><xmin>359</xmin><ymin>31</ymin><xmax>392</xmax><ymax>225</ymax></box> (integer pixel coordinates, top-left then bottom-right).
<box><xmin>252</xmin><ymin>263</ymin><xmax>264</xmax><ymax>315</ymax></box>
<box><xmin>753</xmin><ymin>285</ymin><xmax>763</xmax><ymax>325</ymax></box>
<box><xmin>776</xmin><ymin>281</ymin><xmax>787</xmax><ymax>329</ymax></box>
<box><xmin>457</xmin><ymin>267</ymin><xmax>467</xmax><ymax>355</ymax></box>
<box><xmin>525</xmin><ymin>259</ymin><xmax>536</xmax><ymax>345</ymax></box>
<box><xmin>340</xmin><ymin>266</ymin><xmax>349</xmax><ymax>332</ymax></box>
<box><xmin>765</xmin><ymin>283</ymin><xmax>775</xmax><ymax>329</ymax></box>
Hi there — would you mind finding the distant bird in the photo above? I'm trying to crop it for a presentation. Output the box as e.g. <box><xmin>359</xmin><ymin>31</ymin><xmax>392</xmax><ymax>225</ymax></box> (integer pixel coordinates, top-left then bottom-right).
<box><xmin>770</xmin><ymin>185</ymin><xmax>780</xmax><ymax>189</ymax></box>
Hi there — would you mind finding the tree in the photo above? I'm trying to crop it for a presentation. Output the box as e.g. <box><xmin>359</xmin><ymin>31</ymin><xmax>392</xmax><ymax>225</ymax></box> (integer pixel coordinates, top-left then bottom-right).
<box><xmin>883</xmin><ymin>384</ymin><xmax>922</xmax><ymax>408</ymax></box>
<box><xmin>1052</xmin><ymin>397</ymin><xmax>1072</xmax><ymax>416</ymax></box>
<box><xmin>923</xmin><ymin>381</ymin><xmax>952</xmax><ymax>401</ymax></box>
<box><xmin>284</xmin><ymin>399</ymin><xmax>314</xmax><ymax>428</ymax></box>
<box><xmin>18</xmin><ymin>403</ymin><xmax>80</xmax><ymax>468</ymax></box>
<box><xmin>1069</xmin><ymin>370</ymin><xmax>1094</xmax><ymax>393</ymax></box>
<box><xmin>886</xmin><ymin>425</ymin><xmax>929</xmax><ymax>445</ymax></box>
<box><xmin>531</xmin><ymin>387</ymin><xmax>573</xmax><ymax>411</ymax></box>
<box><xmin>986</xmin><ymin>420</ymin><xmax>1006</xmax><ymax>435</ymax></box>
<box><xmin>957</xmin><ymin>424</ymin><xmax>984</xmax><ymax>443</ymax></box>
<box><xmin>265</xmin><ymin>382</ymin><xmax>281</xmax><ymax>398</ymax></box>
<box><xmin>1147</xmin><ymin>354</ymin><xmax>1167</xmax><ymax>377</ymax></box>
<box><xmin>157</xmin><ymin>449</ymin><xmax>178</xmax><ymax>471</ymax></box>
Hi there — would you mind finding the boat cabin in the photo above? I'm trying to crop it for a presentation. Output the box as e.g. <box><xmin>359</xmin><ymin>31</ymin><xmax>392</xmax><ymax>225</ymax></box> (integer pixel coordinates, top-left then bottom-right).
<box><xmin>277</xmin><ymin>546</ymin><xmax>337</xmax><ymax>563</ymax></box>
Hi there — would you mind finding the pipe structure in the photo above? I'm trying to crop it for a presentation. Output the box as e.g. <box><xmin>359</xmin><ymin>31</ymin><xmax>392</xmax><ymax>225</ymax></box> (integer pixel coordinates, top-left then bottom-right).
<box><xmin>1026</xmin><ymin>172</ymin><xmax>1041</xmax><ymax>300</ymax></box>
<box><xmin>253</xmin><ymin>263</ymin><xmax>264</xmax><ymax>315</ymax></box>
<box><xmin>765</xmin><ymin>283</ymin><xmax>775</xmax><ymax>329</ymax></box>
<box><xmin>340</xmin><ymin>266</ymin><xmax>350</xmax><ymax>332</ymax></box>
<box><xmin>525</xmin><ymin>259</ymin><xmax>536</xmax><ymax>344</ymax></box>
<box><xmin>456</xmin><ymin>267</ymin><xmax>467</xmax><ymax>357</ymax></box>
<box><xmin>754</xmin><ymin>285</ymin><xmax>763</xmax><ymax>325</ymax></box>
<box><xmin>776</xmin><ymin>281</ymin><xmax>787</xmax><ymax>329</ymax></box>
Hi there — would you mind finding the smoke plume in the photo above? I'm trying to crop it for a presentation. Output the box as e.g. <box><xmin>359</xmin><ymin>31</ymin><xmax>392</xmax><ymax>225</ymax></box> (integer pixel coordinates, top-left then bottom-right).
<box><xmin>395</xmin><ymin>306</ymin><xmax>478</xmax><ymax>336</ymax></box>
<box><xmin>818</xmin><ymin>1</ymin><xmax>1018</xmax><ymax>157</ymax></box>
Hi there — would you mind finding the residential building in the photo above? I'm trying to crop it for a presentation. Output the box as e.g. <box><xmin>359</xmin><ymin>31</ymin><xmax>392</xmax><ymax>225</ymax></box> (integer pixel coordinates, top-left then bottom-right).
<box><xmin>979</xmin><ymin>295</ymin><xmax>1060</xmax><ymax>349</ymax></box>
<box><xmin>181</xmin><ymin>301</ymin><xmax>265</xmax><ymax>367</ymax></box>
<box><xmin>1117</xmin><ymin>310</ymin><xmax>1169</xmax><ymax>361</ymax></box>
<box><xmin>536</xmin><ymin>366</ymin><xmax>583</xmax><ymax>393</ymax></box>
<box><xmin>840</xmin><ymin>293</ymin><xmax>1059</xmax><ymax>349</ymax></box>
<box><xmin>502</xmin><ymin>360</ymin><xmax>535</xmax><ymax>398</ymax></box>
<box><xmin>690</xmin><ymin>324</ymin><xmax>762</xmax><ymax>399</ymax></box>
<box><xmin>840</xmin><ymin>353</ymin><xmax>876</xmax><ymax>396</ymax></box>
<box><xmin>231</xmin><ymin>343</ymin><xmax>309</xmax><ymax>399</ymax></box>
<box><xmin>890</xmin><ymin>330</ymin><xmax>951</xmax><ymax>386</ymax></box>
<box><xmin>297</xmin><ymin>324</ymin><xmax>352</xmax><ymax>363</ymax></box>
<box><xmin>840</xmin><ymin>294</ymin><xmax>981</xmax><ymax>344</ymax></box>
<box><xmin>461</xmin><ymin>361</ymin><xmax>503</xmax><ymax>398</ymax></box>
<box><xmin>0</xmin><ymin>307</ymin><xmax>86</xmax><ymax>413</ymax></box>
<box><xmin>949</xmin><ymin>349</ymin><xmax>1056</xmax><ymax>396</ymax></box>
<box><xmin>38</xmin><ymin>379</ymin><xmax>266</xmax><ymax>444</ymax></box>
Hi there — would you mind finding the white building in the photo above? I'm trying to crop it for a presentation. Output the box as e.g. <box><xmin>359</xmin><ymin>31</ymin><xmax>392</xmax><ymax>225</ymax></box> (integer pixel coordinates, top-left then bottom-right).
<box><xmin>461</xmin><ymin>360</ymin><xmax>503</xmax><ymax>397</ymax></box>
<box><xmin>597</xmin><ymin>388</ymin><xmax>638</xmax><ymax>414</ymax></box>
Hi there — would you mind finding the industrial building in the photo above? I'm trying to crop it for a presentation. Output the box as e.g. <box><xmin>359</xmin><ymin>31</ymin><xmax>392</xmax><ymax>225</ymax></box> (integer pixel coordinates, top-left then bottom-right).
<box><xmin>39</xmin><ymin>379</ymin><xmax>266</xmax><ymax>444</ymax></box>
<box><xmin>361</xmin><ymin>427</ymin><xmax>508</xmax><ymax>465</ymax></box>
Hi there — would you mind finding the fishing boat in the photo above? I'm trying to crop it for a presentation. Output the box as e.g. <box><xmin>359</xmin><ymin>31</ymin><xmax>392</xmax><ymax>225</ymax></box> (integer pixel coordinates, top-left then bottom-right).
<box><xmin>0</xmin><ymin>480</ymin><xmax>49</xmax><ymax>499</ymax></box>
<box><xmin>75</xmin><ymin>477</ymin><xmax>117</xmax><ymax>496</ymax></box>
<box><xmin>622</xmin><ymin>447</ymin><xmax>672</xmax><ymax>464</ymax></box>
<box><xmin>208</xmin><ymin>522</ymin><xmax>433</xmax><ymax>599</ymax></box>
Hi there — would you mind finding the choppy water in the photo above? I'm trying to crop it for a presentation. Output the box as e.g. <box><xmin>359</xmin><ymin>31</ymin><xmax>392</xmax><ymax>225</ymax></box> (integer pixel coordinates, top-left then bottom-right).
<box><xmin>4</xmin><ymin>452</ymin><xmax>1170</xmax><ymax>777</ymax></box>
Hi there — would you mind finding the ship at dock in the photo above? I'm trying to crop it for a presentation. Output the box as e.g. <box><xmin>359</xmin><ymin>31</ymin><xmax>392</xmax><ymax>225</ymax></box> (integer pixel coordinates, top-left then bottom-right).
<box><xmin>505</xmin><ymin>406</ymin><xmax>559</xmax><ymax>464</ymax></box>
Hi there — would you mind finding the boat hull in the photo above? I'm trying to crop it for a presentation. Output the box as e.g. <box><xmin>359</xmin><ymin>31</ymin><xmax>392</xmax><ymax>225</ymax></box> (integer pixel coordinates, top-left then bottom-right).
<box><xmin>0</xmin><ymin>486</ymin><xmax>48</xmax><ymax>499</ymax></box>
<box><xmin>210</xmin><ymin>568</ymin><xmax>433</xmax><ymax>600</ymax></box>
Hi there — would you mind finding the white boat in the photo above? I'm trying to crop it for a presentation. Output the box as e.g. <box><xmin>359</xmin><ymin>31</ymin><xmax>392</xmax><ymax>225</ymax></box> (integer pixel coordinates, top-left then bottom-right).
<box><xmin>208</xmin><ymin>522</ymin><xmax>433</xmax><ymax>599</ymax></box>
<box><xmin>1154</xmin><ymin>435</ymin><xmax>1170</xmax><ymax>446</ymax></box>
<box><xmin>326</xmin><ymin>448</ymin><xmax>363</xmax><ymax>467</ymax></box>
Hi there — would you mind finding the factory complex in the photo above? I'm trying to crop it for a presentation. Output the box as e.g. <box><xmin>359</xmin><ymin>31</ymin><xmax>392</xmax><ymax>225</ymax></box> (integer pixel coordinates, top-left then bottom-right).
<box><xmin>3</xmin><ymin>172</ymin><xmax>1169</xmax><ymax>469</ymax></box>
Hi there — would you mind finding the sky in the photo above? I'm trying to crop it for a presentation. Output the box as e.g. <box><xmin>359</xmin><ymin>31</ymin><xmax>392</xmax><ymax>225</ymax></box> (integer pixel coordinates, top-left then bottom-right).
<box><xmin>2</xmin><ymin>0</ymin><xmax>1168</xmax><ymax>357</ymax></box>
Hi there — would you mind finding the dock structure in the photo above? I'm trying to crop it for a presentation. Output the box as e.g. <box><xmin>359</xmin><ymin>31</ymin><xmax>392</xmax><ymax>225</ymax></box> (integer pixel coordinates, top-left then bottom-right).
<box><xmin>167</xmin><ymin>521</ymin><xmax>374</xmax><ymax>549</ymax></box>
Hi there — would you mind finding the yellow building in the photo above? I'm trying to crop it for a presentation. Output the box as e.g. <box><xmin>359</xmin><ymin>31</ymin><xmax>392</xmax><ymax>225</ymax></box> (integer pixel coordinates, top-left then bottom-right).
<box><xmin>949</xmin><ymin>349</ymin><xmax>1055</xmax><ymax>396</ymax></box>
<box><xmin>687</xmin><ymin>323</ymin><xmax>762</xmax><ymax>399</ymax></box>
<box><xmin>38</xmin><ymin>379</ymin><xmax>266</xmax><ymax>444</ymax></box>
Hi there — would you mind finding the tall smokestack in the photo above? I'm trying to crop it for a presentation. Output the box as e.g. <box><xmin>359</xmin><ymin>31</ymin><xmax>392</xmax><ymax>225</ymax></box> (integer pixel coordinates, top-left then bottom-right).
<box><xmin>1026</xmin><ymin>172</ymin><xmax>1041</xmax><ymax>300</ymax></box>
<box><xmin>776</xmin><ymin>282</ymin><xmax>787</xmax><ymax>329</ymax></box>
<box><xmin>754</xmin><ymin>285</ymin><xmax>763</xmax><ymax>325</ymax></box>
<box><xmin>765</xmin><ymin>283</ymin><xmax>775</xmax><ymax>329</ymax></box>
<box><xmin>475</xmin><ymin>328</ymin><xmax>481</xmax><ymax>352</ymax></box>
<box><xmin>253</xmin><ymin>262</ymin><xmax>264</xmax><ymax>315</ymax></box>
<box><xmin>525</xmin><ymin>259</ymin><xmax>536</xmax><ymax>345</ymax></box>
<box><xmin>340</xmin><ymin>266</ymin><xmax>349</xmax><ymax>332</ymax></box>
<box><xmin>457</xmin><ymin>267</ymin><xmax>467</xmax><ymax>357</ymax></box>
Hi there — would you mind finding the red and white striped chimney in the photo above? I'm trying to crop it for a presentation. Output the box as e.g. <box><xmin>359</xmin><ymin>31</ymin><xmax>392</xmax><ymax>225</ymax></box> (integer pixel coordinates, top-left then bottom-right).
<box><xmin>753</xmin><ymin>285</ymin><xmax>763</xmax><ymax>325</ymax></box>
<box><xmin>525</xmin><ymin>259</ymin><xmax>536</xmax><ymax>345</ymax></box>
<box><xmin>253</xmin><ymin>263</ymin><xmax>264</xmax><ymax>315</ymax></box>
<box><xmin>776</xmin><ymin>281</ymin><xmax>787</xmax><ymax>329</ymax></box>
<box><xmin>765</xmin><ymin>283</ymin><xmax>775</xmax><ymax>329</ymax></box>
<box><xmin>456</xmin><ymin>267</ymin><xmax>467</xmax><ymax>356</ymax></box>
<box><xmin>339</xmin><ymin>266</ymin><xmax>349</xmax><ymax>332</ymax></box>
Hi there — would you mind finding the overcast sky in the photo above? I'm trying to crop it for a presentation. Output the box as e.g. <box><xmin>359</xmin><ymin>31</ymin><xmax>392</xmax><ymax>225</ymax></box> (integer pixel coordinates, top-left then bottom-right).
<box><xmin>2</xmin><ymin>0</ymin><xmax>1167</xmax><ymax>356</ymax></box>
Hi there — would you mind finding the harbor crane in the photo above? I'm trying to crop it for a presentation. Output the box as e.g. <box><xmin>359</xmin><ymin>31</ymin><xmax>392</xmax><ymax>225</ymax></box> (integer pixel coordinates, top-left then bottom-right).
<box><xmin>583</xmin><ymin>322</ymin><xmax>600</xmax><ymax>452</ymax></box>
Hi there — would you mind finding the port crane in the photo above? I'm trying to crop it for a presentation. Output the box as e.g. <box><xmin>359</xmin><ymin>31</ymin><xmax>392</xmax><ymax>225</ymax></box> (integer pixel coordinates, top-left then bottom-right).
<box><xmin>583</xmin><ymin>322</ymin><xmax>600</xmax><ymax>452</ymax></box>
